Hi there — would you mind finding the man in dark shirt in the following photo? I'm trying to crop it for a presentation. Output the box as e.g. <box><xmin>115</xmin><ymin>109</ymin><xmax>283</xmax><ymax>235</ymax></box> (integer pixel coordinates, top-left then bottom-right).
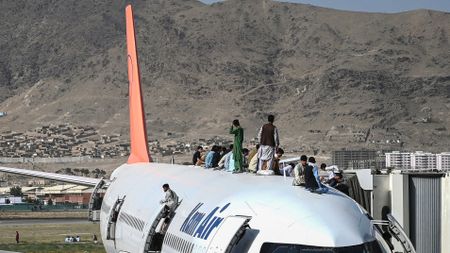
<box><xmin>257</xmin><ymin>115</ymin><xmax>280</xmax><ymax>171</ymax></box>
<box><xmin>192</xmin><ymin>146</ymin><xmax>203</xmax><ymax>165</ymax></box>
<box><xmin>304</xmin><ymin>162</ymin><xmax>319</xmax><ymax>190</ymax></box>
<box><xmin>305</xmin><ymin>157</ymin><xmax>328</xmax><ymax>194</ymax></box>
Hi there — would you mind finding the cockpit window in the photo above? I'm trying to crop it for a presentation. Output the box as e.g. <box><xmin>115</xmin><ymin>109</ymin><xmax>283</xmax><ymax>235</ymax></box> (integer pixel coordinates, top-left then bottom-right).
<box><xmin>260</xmin><ymin>241</ymin><xmax>384</xmax><ymax>253</ymax></box>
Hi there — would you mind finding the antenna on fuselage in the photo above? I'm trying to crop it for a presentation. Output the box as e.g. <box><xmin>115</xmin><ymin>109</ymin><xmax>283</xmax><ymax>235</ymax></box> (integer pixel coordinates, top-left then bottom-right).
<box><xmin>125</xmin><ymin>5</ymin><xmax>152</xmax><ymax>164</ymax></box>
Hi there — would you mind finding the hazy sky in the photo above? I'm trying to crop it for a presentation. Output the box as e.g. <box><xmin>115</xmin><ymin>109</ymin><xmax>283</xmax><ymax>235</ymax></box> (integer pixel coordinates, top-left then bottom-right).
<box><xmin>199</xmin><ymin>0</ymin><xmax>450</xmax><ymax>13</ymax></box>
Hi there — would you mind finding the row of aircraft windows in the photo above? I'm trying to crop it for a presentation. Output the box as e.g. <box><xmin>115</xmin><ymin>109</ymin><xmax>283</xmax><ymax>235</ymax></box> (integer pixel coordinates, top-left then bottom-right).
<box><xmin>163</xmin><ymin>232</ymin><xmax>200</xmax><ymax>253</ymax></box>
<box><xmin>119</xmin><ymin>212</ymin><xmax>145</xmax><ymax>232</ymax></box>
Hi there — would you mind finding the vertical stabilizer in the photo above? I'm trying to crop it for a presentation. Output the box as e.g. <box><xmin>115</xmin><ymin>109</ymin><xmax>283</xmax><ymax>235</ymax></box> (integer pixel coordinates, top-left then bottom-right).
<box><xmin>125</xmin><ymin>5</ymin><xmax>151</xmax><ymax>164</ymax></box>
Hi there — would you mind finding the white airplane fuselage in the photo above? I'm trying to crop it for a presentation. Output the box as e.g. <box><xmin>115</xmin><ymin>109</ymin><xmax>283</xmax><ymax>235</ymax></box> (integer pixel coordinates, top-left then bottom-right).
<box><xmin>100</xmin><ymin>162</ymin><xmax>381</xmax><ymax>253</ymax></box>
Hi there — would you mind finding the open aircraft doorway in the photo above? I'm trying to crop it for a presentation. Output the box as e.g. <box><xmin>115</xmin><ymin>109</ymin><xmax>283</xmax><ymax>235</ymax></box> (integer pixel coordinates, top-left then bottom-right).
<box><xmin>107</xmin><ymin>196</ymin><xmax>126</xmax><ymax>241</ymax></box>
<box><xmin>145</xmin><ymin>200</ymin><xmax>182</xmax><ymax>252</ymax></box>
<box><xmin>207</xmin><ymin>215</ymin><xmax>252</xmax><ymax>253</ymax></box>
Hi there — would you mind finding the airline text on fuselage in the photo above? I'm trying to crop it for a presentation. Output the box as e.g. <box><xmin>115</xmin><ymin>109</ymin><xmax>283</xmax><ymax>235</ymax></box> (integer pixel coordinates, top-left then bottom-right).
<box><xmin>180</xmin><ymin>202</ymin><xmax>231</xmax><ymax>240</ymax></box>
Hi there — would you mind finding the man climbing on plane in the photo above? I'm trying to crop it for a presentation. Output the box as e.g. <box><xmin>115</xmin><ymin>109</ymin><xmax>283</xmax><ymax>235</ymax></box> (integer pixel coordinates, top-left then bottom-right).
<box><xmin>160</xmin><ymin>183</ymin><xmax>179</xmax><ymax>216</ymax></box>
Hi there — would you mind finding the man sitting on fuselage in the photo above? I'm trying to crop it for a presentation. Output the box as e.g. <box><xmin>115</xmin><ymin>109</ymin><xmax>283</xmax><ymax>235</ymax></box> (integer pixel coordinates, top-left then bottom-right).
<box><xmin>292</xmin><ymin>155</ymin><xmax>308</xmax><ymax>186</ymax></box>
<box><xmin>305</xmin><ymin>157</ymin><xmax>328</xmax><ymax>194</ymax></box>
<box><xmin>192</xmin><ymin>146</ymin><xmax>203</xmax><ymax>165</ymax></box>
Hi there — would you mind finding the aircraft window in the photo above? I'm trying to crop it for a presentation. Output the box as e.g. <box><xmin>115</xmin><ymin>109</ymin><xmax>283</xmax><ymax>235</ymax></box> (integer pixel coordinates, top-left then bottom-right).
<box><xmin>173</xmin><ymin>237</ymin><xmax>178</xmax><ymax>251</ymax></box>
<box><xmin>162</xmin><ymin>233</ymin><xmax>194</xmax><ymax>253</ymax></box>
<box><xmin>184</xmin><ymin>240</ymin><xmax>188</xmax><ymax>253</ymax></box>
<box><xmin>169</xmin><ymin>234</ymin><xmax>175</xmax><ymax>248</ymax></box>
<box><xmin>183</xmin><ymin>239</ymin><xmax>188</xmax><ymax>253</ymax></box>
<box><xmin>260</xmin><ymin>241</ymin><xmax>384</xmax><ymax>253</ymax></box>
<box><xmin>176</xmin><ymin>237</ymin><xmax>181</xmax><ymax>251</ymax></box>
<box><xmin>189</xmin><ymin>242</ymin><xmax>194</xmax><ymax>253</ymax></box>
<box><xmin>163</xmin><ymin>233</ymin><xmax>170</xmax><ymax>247</ymax></box>
<box><xmin>172</xmin><ymin>235</ymin><xmax>176</xmax><ymax>249</ymax></box>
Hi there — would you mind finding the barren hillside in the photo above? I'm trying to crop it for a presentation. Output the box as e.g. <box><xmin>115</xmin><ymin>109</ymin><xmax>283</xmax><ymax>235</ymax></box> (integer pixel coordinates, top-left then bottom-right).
<box><xmin>0</xmin><ymin>0</ymin><xmax>449</xmax><ymax>154</ymax></box>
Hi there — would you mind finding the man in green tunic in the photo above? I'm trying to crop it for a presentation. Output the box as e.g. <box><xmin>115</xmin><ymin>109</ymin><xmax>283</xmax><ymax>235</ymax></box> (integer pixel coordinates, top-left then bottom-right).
<box><xmin>229</xmin><ymin>119</ymin><xmax>244</xmax><ymax>173</ymax></box>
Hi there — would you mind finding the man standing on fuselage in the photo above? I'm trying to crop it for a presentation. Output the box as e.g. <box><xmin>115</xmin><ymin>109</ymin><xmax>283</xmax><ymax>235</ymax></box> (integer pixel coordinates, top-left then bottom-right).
<box><xmin>257</xmin><ymin>115</ymin><xmax>280</xmax><ymax>172</ymax></box>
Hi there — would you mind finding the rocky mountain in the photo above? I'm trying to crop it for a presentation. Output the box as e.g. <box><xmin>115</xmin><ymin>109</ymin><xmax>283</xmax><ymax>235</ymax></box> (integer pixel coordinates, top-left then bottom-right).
<box><xmin>0</xmin><ymin>0</ymin><xmax>449</xmax><ymax>154</ymax></box>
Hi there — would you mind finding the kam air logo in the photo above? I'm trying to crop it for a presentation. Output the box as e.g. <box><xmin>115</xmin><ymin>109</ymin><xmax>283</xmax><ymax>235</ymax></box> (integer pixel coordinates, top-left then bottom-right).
<box><xmin>180</xmin><ymin>202</ymin><xmax>230</xmax><ymax>240</ymax></box>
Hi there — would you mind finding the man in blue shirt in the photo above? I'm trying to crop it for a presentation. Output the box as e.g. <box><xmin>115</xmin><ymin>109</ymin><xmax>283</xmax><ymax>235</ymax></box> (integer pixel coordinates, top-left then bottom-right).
<box><xmin>205</xmin><ymin>145</ymin><xmax>220</xmax><ymax>169</ymax></box>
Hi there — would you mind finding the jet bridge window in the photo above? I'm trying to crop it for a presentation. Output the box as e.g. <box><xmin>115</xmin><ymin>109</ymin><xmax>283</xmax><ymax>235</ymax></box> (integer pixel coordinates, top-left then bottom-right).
<box><xmin>260</xmin><ymin>241</ymin><xmax>384</xmax><ymax>253</ymax></box>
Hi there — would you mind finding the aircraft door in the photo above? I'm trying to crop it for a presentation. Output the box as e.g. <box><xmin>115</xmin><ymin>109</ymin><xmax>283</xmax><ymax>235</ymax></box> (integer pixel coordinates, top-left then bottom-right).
<box><xmin>144</xmin><ymin>200</ymin><xmax>182</xmax><ymax>252</ymax></box>
<box><xmin>207</xmin><ymin>215</ymin><xmax>252</xmax><ymax>253</ymax></box>
<box><xmin>107</xmin><ymin>196</ymin><xmax>126</xmax><ymax>241</ymax></box>
<box><xmin>144</xmin><ymin>205</ymin><xmax>166</xmax><ymax>252</ymax></box>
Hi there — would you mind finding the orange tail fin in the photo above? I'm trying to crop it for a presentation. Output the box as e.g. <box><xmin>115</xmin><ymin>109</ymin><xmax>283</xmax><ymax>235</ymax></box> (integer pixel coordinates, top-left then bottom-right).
<box><xmin>125</xmin><ymin>5</ymin><xmax>151</xmax><ymax>164</ymax></box>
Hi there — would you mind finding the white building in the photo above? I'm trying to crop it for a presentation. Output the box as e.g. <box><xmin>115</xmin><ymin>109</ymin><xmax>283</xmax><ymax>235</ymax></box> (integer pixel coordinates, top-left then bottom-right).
<box><xmin>411</xmin><ymin>151</ymin><xmax>436</xmax><ymax>170</ymax></box>
<box><xmin>386</xmin><ymin>151</ymin><xmax>450</xmax><ymax>171</ymax></box>
<box><xmin>385</xmin><ymin>151</ymin><xmax>411</xmax><ymax>169</ymax></box>
<box><xmin>437</xmin><ymin>152</ymin><xmax>450</xmax><ymax>171</ymax></box>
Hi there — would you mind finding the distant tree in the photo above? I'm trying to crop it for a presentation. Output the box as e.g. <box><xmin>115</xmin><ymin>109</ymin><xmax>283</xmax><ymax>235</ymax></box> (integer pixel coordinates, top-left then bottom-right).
<box><xmin>73</xmin><ymin>168</ymin><xmax>80</xmax><ymax>175</ymax></box>
<box><xmin>64</xmin><ymin>168</ymin><xmax>74</xmax><ymax>175</ymax></box>
<box><xmin>10</xmin><ymin>186</ymin><xmax>23</xmax><ymax>197</ymax></box>
<box><xmin>93</xmin><ymin>168</ymin><xmax>101</xmax><ymax>178</ymax></box>
<box><xmin>80</xmin><ymin>168</ymin><xmax>90</xmax><ymax>177</ymax></box>
<box><xmin>47</xmin><ymin>198</ymin><xmax>53</xmax><ymax>206</ymax></box>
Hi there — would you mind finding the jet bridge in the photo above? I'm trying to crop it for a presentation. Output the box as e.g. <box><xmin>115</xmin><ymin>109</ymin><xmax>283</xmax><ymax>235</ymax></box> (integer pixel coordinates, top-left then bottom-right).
<box><xmin>88</xmin><ymin>178</ymin><xmax>109</xmax><ymax>221</ymax></box>
<box><xmin>349</xmin><ymin>169</ymin><xmax>450</xmax><ymax>253</ymax></box>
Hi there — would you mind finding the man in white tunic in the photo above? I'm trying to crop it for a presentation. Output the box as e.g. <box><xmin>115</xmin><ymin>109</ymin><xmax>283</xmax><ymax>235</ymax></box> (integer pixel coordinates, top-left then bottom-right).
<box><xmin>160</xmin><ymin>183</ymin><xmax>179</xmax><ymax>212</ymax></box>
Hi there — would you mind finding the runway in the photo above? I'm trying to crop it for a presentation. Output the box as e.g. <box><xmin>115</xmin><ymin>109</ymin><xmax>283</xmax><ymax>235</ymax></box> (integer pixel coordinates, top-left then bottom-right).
<box><xmin>0</xmin><ymin>218</ymin><xmax>90</xmax><ymax>226</ymax></box>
